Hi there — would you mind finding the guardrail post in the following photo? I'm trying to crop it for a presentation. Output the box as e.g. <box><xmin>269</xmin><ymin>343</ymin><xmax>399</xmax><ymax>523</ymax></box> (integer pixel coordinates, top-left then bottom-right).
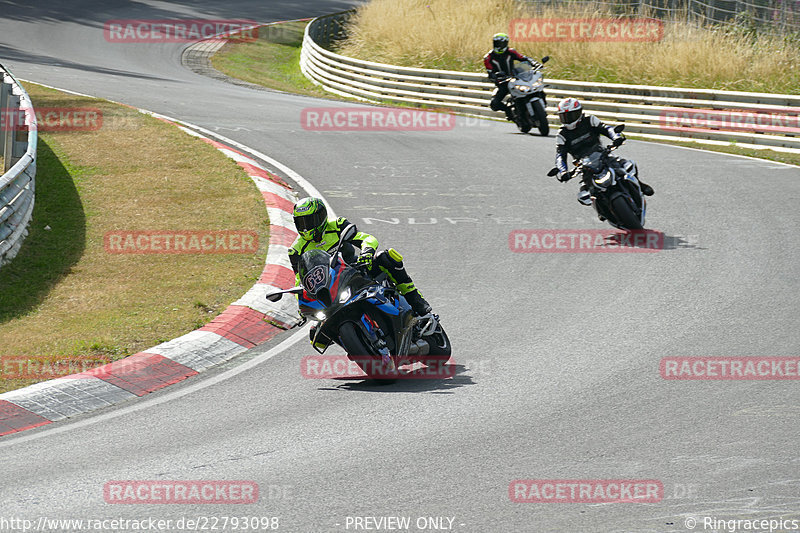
<box><xmin>11</xmin><ymin>97</ymin><xmax>27</xmax><ymax>167</ymax></box>
<box><xmin>0</xmin><ymin>81</ymin><xmax>9</xmax><ymax>162</ymax></box>
<box><xmin>3</xmin><ymin>93</ymin><xmax>20</xmax><ymax>173</ymax></box>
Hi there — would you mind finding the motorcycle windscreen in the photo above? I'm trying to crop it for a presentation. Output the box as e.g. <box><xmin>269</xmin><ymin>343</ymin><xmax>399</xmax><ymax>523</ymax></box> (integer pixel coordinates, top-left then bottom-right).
<box><xmin>298</xmin><ymin>249</ymin><xmax>333</xmax><ymax>306</ymax></box>
<box><xmin>579</xmin><ymin>150</ymin><xmax>605</xmax><ymax>173</ymax></box>
<box><xmin>513</xmin><ymin>62</ymin><xmax>533</xmax><ymax>77</ymax></box>
<box><xmin>516</xmin><ymin>70</ymin><xmax>535</xmax><ymax>82</ymax></box>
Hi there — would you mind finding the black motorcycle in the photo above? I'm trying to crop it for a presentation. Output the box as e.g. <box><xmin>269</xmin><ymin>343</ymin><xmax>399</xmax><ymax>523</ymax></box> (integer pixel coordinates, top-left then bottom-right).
<box><xmin>266</xmin><ymin>225</ymin><xmax>451</xmax><ymax>383</ymax></box>
<box><xmin>498</xmin><ymin>56</ymin><xmax>550</xmax><ymax>135</ymax></box>
<box><xmin>548</xmin><ymin>125</ymin><xmax>646</xmax><ymax>230</ymax></box>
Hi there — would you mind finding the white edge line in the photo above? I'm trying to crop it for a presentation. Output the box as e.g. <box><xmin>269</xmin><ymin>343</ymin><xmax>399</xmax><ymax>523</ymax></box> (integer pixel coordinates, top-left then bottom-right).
<box><xmin>0</xmin><ymin>91</ymin><xmax>335</xmax><ymax>448</ymax></box>
<box><xmin>0</xmin><ymin>326</ymin><xmax>309</xmax><ymax>448</ymax></box>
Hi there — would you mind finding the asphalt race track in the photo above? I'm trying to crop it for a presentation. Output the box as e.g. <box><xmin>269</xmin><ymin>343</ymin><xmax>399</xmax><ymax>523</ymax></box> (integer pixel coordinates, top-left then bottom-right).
<box><xmin>1</xmin><ymin>1</ymin><xmax>798</xmax><ymax>532</ymax></box>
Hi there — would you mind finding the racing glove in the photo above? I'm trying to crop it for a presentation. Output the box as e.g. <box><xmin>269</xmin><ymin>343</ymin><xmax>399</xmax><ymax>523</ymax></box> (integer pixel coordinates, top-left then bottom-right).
<box><xmin>357</xmin><ymin>248</ymin><xmax>374</xmax><ymax>270</ymax></box>
<box><xmin>612</xmin><ymin>136</ymin><xmax>626</xmax><ymax>147</ymax></box>
<box><xmin>493</xmin><ymin>72</ymin><xmax>508</xmax><ymax>83</ymax></box>
<box><xmin>557</xmin><ymin>171</ymin><xmax>572</xmax><ymax>182</ymax></box>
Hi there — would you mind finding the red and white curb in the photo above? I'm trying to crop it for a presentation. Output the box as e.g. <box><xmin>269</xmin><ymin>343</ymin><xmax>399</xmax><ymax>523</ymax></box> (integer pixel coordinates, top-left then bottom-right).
<box><xmin>0</xmin><ymin>118</ymin><xmax>301</xmax><ymax>437</ymax></box>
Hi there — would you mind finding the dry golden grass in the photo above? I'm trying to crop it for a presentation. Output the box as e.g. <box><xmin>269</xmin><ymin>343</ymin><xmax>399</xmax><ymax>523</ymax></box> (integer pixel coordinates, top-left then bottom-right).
<box><xmin>0</xmin><ymin>84</ymin><xmax>267</xmax><ymax>393</ymax></box>
<box><xmin>339</xmin><ymin>0</ymin><xmax>800</xmax><ymax>93</ymax></box>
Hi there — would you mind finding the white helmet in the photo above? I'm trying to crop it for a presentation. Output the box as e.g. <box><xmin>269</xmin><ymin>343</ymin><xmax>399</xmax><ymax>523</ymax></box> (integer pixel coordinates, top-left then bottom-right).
<box><xmin>557</xmin><ymin>98</ymin><xmax>583</xmax><ymax>129</ymax></box>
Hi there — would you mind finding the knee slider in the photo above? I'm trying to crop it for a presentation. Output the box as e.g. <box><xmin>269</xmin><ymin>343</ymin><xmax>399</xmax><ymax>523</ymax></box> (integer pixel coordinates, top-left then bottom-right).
<box><xmin>387</xmin><ymin>248</ymin><xmax>403</xmax><ymax>263</ymax></box>
<box><xmin>376</xmin><ymin>248</ymin><xmax>404</xmax><ymax>269</ymax></box>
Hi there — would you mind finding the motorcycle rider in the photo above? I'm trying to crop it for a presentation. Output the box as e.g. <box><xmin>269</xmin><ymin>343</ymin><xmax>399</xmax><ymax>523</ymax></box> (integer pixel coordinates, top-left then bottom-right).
<box><xmin>554</xmin><ymin>97</ymin><xmax>654</xmax><ymax>205</ymax></box>
<box><xmin>484</xmin><ymin>33</ymin><xmax>540</xmax><ymax>120</ymax></box>
<box><xmin>289</xmin><ymin>197</ymin><xmax>433</xmax><ymax>318</ymax></box>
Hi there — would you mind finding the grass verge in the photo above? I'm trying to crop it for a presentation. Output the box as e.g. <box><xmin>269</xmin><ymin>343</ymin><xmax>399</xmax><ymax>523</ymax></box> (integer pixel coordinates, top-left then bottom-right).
<box><xmin>211</xmin><ymin>20</ymin><xmax>330</xmax><ymax>97</ymax></box>
<box><xmin>629</xmin><ymin>136</ymin><xmax>800</xmax><ymax>166</ymax></box>
<box><xmin>0</xmin><ymin>84</ymin><xmax>267</xmax><ymax>393</ymax></box>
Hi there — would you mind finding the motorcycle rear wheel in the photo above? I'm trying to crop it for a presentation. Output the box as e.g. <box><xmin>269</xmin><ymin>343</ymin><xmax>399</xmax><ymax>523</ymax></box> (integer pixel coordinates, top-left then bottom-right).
<box><xmin>423</xmin><ymin>321</ymin><xmax>452</xmax><ymax>360</ymax></box>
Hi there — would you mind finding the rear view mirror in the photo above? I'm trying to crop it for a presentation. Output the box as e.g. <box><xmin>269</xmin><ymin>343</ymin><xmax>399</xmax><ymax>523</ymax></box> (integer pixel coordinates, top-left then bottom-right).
<box><xmin>330</xmin><ymin>223</ymin><xmax>358</xmax><ymax>267</ymax></box>
<box><xmin>547</xmin><ymin>167</ymin><xmax>559</xmax><ymax>177</ymax></box>
<box><xmin>541</xmin><ymin>56</ymin><xmax>550</xmax><ymax>64</ymax></box>
<box><xmin>614</xmin><ymin>124</ymin><xmax>625</xmax><ymax>133</ymax></box>
<box><xmin>265</xmin><ymin>286</ymin><xmax>303</xmax><ymax>302</ymax></box>
<box><xmin>340</xmin><ymin>223</ymin><xmax>357</xmax><ymax>242</ymax></box>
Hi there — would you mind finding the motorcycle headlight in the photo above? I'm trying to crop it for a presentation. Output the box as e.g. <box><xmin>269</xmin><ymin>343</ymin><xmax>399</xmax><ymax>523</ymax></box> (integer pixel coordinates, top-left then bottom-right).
<box><xmin>314</xmin><ymin>311</ymin><xmax>326</xmax><ymax>321</ymax></box>
<box><xmin>338</xmin><ymin>287</ymin><xmax>351</xmax><ymax>303</ymax></box>
<box><xmin>595</xmin><ymin>169</ymin><xmax>612</xmax><ymax>185</ymax></box>
<box><xmin>514</xmin><ymin>85</ymin><xmax>531</xmax><ymax>92</ymax></box>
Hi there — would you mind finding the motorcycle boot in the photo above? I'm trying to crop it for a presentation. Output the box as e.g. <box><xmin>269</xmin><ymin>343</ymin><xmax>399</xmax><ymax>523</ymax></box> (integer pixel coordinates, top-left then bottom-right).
<box><xmin>577</xmin><ymin>186</ymin><xmax>592</xmax><ymax>206</ymax></box>
<box><xmin>373</xmin><ymin>248</ymin><xmax>433</xmax><ymax>317</ymax></box>
<box><xmin>404</xmin><ymin>288</ymin><xmax>432</xmax><ymax>317</ymax></box>
<box><xmin>620</xmin><ymin>158</ymin><xmax>654</xmax><ymax>196</ymax></box>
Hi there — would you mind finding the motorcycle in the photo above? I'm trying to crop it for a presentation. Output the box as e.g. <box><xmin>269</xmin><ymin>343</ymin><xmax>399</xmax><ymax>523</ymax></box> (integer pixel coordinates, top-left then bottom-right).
<box><xmin>265</xmin><ymin>225</ymin><xmax>451</xmax><ymax>383</ymax></box>
<box><xmin>498</xmin><ymin>56</ymin><xmax>550</xmax><ymax>135</ymax></box>
<box><xmin>547</xmin><ymin>125</ymin><xmax>647</xmax><ymax>230</ymax></box>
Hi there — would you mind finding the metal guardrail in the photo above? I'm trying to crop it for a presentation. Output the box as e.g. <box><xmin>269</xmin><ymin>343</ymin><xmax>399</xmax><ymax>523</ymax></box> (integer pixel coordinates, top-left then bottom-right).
<box><xmin>300</xmin><ymin>11</ymin><xmax>800</xmax><ymax>152</ymax></box>
<box><xmin>0</xmin><ymin>63</ymin><xmax>37</xmax><ymax>268</ymax></box>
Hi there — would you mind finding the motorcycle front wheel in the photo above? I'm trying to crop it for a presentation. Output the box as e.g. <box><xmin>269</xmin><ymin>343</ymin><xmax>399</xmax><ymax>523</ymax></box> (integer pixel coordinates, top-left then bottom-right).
<box><xmin>338</xmin><ymin>322</ymin><xmax>397</xmax><ymax>384</ymax></box>
<box><xmin>610</xmin><ymin>194</ymin><xmax>644</xmax><ymax>230</ymax></box>
<box><xmin>514</xmin><ymin>104</ymin><xmax>533</xmax><ymax>133</ymax></box>
<box><xmin>533</xmin><ymin>100</ymin><xmax>549</xmax><ymax>136</ymax></box>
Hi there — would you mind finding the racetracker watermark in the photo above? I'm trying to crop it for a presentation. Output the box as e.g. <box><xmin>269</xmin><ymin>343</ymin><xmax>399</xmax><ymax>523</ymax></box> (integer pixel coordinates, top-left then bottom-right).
<box><xmin>660</xmin><ymin>108</ymin><xmax>800</xmax><ymax>135</ymax></box>
<box><xmin>104</xmin><ymin>19</ymin><xmax>258</xmax><ymax>43</ymax></box>
<box><xmin>509</xmin><ymin>479</ymin><xmax>663</xmax><ymax>503</ymax></box>
<box><xmin>660</xmin><ymin>357</ymin><xmax>800</xmax><ymax>380</ymax></box>
<box><xmin>301</xmin><ymin>355</ymin><xmax>455</xmax><ymax>379</ymax></box>
<box><xmin>300</xmin><ymin>107</ymin><xmax>455</xmax><ymax>132</ymax></box>
<box><xmin>104</xmin><ymin>230</ymin><xmax>258</xmax><ymax>254</ymax></box>
<box><xmin>103</xmin><ymin>481</ymin><xmax>258</xmax><ymax>504</ymax></box>
<box><xmin>509</xmin><ymin>229</ymin><xmax>664</xmax><ymax>253</ymax></box>
<box><xmin>1</xmin><ymin>107</ymin><xmax>103</xmax><ymax>132</ymax></box>
<box><xmin>1</xmin><ymin>355</ymin><xmax>113</xmax><ymax>380</ymax></box>
<box><xmin>510</xmin><ymin>18</ymin><xmax>663</xmax><ymax>42</ymax></box>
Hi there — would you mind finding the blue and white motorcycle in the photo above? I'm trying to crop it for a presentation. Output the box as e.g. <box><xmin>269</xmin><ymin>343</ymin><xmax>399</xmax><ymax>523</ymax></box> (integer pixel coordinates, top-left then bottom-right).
<box><xmin>266</xmin><ymin>225</ymin><xmax>451</xmax><ymax>382</ymax></box>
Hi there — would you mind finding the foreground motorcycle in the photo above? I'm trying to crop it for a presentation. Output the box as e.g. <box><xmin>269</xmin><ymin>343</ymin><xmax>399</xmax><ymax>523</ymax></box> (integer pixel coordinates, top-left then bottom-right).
<box><xmin>547</xmin><ymin>125</ymin><xmax>647</xmax><ymax>230</ymax></box>
<box><xmin>266</xmin><ymin>225</ymin><xmax>451</xmax><ymax>383</ymax></box>
<box><xmin>499</xmin><ymin>56</ymin><xmax>550</xmax><ymax>135</ymax></box>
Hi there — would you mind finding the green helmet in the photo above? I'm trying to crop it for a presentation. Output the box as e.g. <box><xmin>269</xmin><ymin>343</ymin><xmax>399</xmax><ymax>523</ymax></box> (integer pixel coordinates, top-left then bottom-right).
<box><xmin>493</xmin><ymin>33</ymin><xmax>509</xmax><ymax>54</ymax></box>
<box><xmin>293</xmin><ymin>197</ymin><xmax>328</xmax><ymax>241</ymax></box>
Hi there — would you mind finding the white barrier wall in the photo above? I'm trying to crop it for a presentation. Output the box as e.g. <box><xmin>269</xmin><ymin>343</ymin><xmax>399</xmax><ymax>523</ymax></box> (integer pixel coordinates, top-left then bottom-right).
<box><xmin>300</xmin><ymin>11</ymin><xmax>800</xmax><ymax>152</ymax></box>
<box><xmin>0</xmin><ymin>63</ymin><xmax>37</xmax><ymax>268</ymax></box>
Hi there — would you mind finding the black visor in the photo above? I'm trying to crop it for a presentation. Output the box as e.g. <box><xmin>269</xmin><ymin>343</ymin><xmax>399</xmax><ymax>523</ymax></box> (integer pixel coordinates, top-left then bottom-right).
<box><xmin>559</xmin><ymin>109</ymin><xmax>582</xmax><ymax>125</ymax></box>
<box><xmin>294</xmin><ymin>209</ymin><xmax>326</xmax><ymax>233</ymax></box>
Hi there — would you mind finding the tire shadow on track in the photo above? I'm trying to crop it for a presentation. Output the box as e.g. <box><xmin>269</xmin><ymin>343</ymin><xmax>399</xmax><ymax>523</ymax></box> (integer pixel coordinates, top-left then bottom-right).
<box><xmin>316</xmin><ymin>364</ymin><xmax>476</xmax><ymax>394</ymax></box>
<box><xmin>605</xmin><ymin>230</ymin><xmax>704</xmax><ymax>251</ymax></box>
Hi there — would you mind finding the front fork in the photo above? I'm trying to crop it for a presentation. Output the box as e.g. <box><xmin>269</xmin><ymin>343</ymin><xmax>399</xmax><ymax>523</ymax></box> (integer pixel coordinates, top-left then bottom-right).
<box><xmin>358</xmin><ymin>313</ymin><xmax>395</xmax><ymax>372</ymax></box>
